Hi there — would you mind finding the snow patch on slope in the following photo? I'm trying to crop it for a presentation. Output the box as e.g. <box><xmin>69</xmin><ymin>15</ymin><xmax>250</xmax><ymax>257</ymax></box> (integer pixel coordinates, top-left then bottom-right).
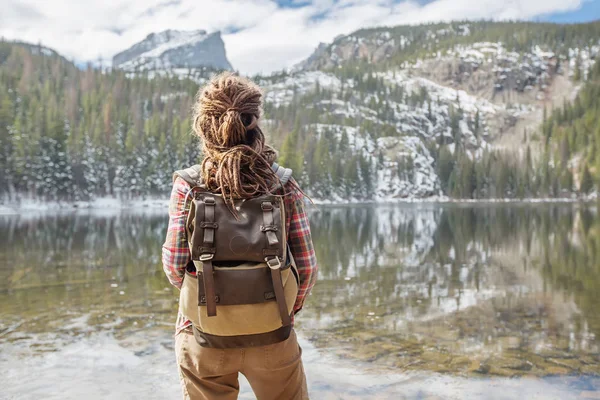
<box><xmin>262</xmin><ymin>71</ymin><xmax>344</xmax><ymax>107</ymax></box>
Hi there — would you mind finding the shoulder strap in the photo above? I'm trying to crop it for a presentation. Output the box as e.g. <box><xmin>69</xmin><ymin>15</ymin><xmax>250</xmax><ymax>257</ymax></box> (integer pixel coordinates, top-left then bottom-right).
<box><xmin>271</xmin><ymin>163</ymin><xmax>293</xmax><ymax>186</ymax></box>
<box><xmin>173</xmin><ymin>164</ymin><xmax>202</xmax><ymax>187</ymax></box>
<box><xmin>173</xmin><ymin>163</ymin><xmax>292</xmax><ymax>188</ymax></box>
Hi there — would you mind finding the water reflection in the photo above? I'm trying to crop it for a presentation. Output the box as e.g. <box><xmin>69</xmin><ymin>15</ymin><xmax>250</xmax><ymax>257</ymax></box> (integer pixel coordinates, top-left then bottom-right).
<box><xmin>1</xmin><ymin>204</ymin><xmax>599</xmax><ymax>379</ymax></box>
<box><xmin>303</xmin><ymin>204</ymin><xmax>600</xmax><ymax>377</ymax></box>
<box><xmin>0</xmin><ymin>213</ymin><xmax>177</xmax><ymax>343</ymax></box>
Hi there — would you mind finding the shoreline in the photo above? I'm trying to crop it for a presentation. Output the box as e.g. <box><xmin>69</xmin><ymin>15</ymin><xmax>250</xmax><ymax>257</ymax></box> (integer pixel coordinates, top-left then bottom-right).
<box><xmin>1</xmin><ymin>326</ymin><xmax>590</xmax><ymax>400</ymax></box>
<box><xmin>1</xmin><ymin>195</ymin><xmax>597</xmax><ymax>215</ymax></box>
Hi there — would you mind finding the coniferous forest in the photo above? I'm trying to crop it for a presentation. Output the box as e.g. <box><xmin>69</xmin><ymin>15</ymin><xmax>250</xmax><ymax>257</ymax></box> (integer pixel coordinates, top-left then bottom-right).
<box><xmin>1</xmin><ymin>20</ymin><xmax>600</xmax><ymax>202</ymax></box>
<box><xmin>0</xmin><ymin>42</ymin><xmax>200</xmax><ymax>201</ymax></box>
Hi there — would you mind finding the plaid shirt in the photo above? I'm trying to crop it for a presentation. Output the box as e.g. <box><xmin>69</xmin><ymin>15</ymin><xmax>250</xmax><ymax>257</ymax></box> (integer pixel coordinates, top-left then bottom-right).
<box><xmin>162</xmin><ymin>176</ymin><xmax>318</xmax><ymax>334</ymax></box>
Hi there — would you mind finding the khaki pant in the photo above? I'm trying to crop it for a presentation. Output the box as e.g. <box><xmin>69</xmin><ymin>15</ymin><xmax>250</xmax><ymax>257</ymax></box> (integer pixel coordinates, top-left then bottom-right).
<box><xmin>175</xmin><ymin>328</ymin><xmax>309</xmax><ymax>400</ymax></box>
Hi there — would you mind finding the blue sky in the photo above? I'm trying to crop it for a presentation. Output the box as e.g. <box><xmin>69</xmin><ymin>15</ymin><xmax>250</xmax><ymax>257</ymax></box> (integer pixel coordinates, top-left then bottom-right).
<box><xmin>1</xmin><ymin>0</ymin><xmax>599</xmax><ymax>74</ymax></box>
<box><xmin>542</xmin><ymin>0</ymin><xmax>600</xmax><ymax>22</ymax></box>
<box><xmin>275</xmin><ymin>0</ymin><xmax>600</xmax><ymax>22</ymax></box>
<box><xmin>273</xmin><ymin>0</ymin><xmax>436</xmax><ymax>7</ymax></box>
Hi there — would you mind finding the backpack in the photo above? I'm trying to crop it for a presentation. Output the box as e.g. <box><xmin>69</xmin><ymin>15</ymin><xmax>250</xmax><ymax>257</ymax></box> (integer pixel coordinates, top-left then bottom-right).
<box><xmin>173</xmin><ymin>163</ymin><xmax>299</xmax><ymax>348</ymax></box>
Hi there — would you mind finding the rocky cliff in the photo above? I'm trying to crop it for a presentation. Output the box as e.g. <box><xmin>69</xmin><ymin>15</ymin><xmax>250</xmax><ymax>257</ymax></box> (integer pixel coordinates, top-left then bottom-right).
<box><xmin>112</xmin><ymin>29</ymin><xmax>233</xmax><ymax>72</ymax></box>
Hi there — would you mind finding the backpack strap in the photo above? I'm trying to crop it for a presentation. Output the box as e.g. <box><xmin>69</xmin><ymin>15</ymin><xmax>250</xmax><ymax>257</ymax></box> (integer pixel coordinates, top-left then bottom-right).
<box><xmin>261</xmin><ymin>200</ymin><xmax>292</xmax><ymax>327</ymax></box>
<box><xmin>173</xmin><ymin>163</ymin><xmax>291</xmax><ymax>187</ymax></box>
<box><xmin>271</xmin><ymin>163</ymin><xmax>293</xmax><ymax>187</ymax></box>
<box><xmin>199</xmin><ymin>196</ymin><xmax>218</xmax><ymax>318</ymax></box>
<box><xmin>173</xmin><ymin>164</ymin><xmax>202</xmax><ymax>187</ymax></box>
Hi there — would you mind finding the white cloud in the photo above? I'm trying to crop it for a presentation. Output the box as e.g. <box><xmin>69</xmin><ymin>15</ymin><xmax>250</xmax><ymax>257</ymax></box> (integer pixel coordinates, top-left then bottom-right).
<box><xmin>0</xmin><ymin>0</ymin><xmax>587</xmax><ymax>74</ymax></box>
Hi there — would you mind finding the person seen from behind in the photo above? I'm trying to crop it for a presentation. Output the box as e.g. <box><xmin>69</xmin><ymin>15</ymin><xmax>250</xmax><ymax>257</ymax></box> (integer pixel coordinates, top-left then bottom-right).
<box><xmin>162</xmin><ymin>72</ymin><xmax>318</xmax><ymax>400</ymax></box>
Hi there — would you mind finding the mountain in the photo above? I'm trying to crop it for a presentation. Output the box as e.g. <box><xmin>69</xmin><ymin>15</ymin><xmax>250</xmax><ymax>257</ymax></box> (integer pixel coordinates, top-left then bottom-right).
<box><xmin>1</xmin><ymin>21</ymin><xmax>600</xmax><ymax>204</ymax></box>
<box><xmin>296</xmin><ymin>21</ymin><xmax>600</xmax><ymax>71</ymax></box>
<box><xmin>112</xmin><ymin>29</ymin><xmax>233</xmax><ymax>72</ymax></box>
<box><xmin>264</xmin><ymin>21</ymin><xmax>600</xmax><ymax>200</ymax></box>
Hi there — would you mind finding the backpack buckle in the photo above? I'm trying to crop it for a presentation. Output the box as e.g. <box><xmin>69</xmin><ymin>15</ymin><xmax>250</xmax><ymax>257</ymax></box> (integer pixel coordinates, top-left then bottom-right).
<box><xmin>200</xmin><ymin>295</ymin><xmax>220</xmax><ymax>304</ymax></box>
<box><xmin>199</xmin><ymin>254</ymin><xmax>214</xmax><ymax>261</ymax></box>
<box><xmin>204</xmin><ymin>197</ymin><xmax>215</xmax><ymax>205</ymax></box>
<box><xmin>261</xmin><ymin>202</ymin><xmax>273</xmax><ymax>211</ymax></box>
<box><xmin>265</xmin><ymin>257</ymin><xmax>282</xmax><ymax>270</ymax></box>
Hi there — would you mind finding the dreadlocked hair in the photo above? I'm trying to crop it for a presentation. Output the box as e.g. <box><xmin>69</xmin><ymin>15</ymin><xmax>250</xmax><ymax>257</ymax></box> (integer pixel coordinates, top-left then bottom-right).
<box><xmin>192</xmin><ymin>72</ymin><xmax>294</xmax><ymax>212</ymax></box>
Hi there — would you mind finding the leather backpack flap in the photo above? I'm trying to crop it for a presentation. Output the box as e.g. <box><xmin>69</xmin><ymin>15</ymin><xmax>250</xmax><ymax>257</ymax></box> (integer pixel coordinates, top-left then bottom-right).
<box><xmin>175</xmin><ymin>162</ymin><xmax>292</xmax><ymax>264</ymax></box>
<box><xmin>189</xmin><ymin>193</ymin><xmax>286</xmax><ymax>264</ymax></box>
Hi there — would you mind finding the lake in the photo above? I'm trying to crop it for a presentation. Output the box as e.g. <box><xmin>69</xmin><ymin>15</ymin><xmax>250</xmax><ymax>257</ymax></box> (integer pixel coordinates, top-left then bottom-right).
<box><xmin>1</xmin><ymin>204</ymin><xmax>599</xmax><ymax>399</ymax></box>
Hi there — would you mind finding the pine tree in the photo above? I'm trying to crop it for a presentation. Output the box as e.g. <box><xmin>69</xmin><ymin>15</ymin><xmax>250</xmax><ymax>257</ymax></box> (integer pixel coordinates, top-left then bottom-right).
<box><xmin>560</xmin><ymin>136</ymin><xmax>571</xmax><ymax>166</ymax></box>
<box><xmin>449</xmin><ymin>105</ymin><xmax>461</xmax><ymax>148</ymax></box>
<box><xmin>427</xmin><ymin>100</ymin><xmax>433</xmax><ymax>122</ymax></box>
<box><xmin>308</xmin><ymin>134</ymin><xmax>329</xmax><ymax>187</ymax></box>
<box><xmin>359</xmin><ymin>155</ymin><xmax>373</xmax><ymax>196</ymax></box>
<box><xmin>339</xmin><ymin>130</ymin><xmax>349</xmax><ymax>153</ymax></box>
<box><xmin>473</xmin><ymin>109</ymin><xmax>480</xmax><ymax>138</ymax></box>
<box><xmin>279</xmin><ymin>129</ymin><xmax>303</xmax><ymax>179</ymax></box>
<box><xmin>580</xmin><ymin>163</ymin><xmax>593</xmax><ymax>194</ymax></box>
<box><xmin>573</xmin><ymin>53</ymin><xmax>582</xmax><ymax>82</ymax></box>
<box><xmin>343</xmin><ymin>156</ymin><xmax>360</xmax><ymax>197</ymax></box>
<box><xmin>437</xmin><ymin>147</ymin><xmax>455</xmax><ymax>194</ymax></box>
<box><xmin>0</xmin><ymin>94</ymin><xmax>14</xmax><ymax>195</ymax></box>
<box><xmin>560</xmin><ymin>169</ymin><xmax>573</xmax><ymax>193</ymax></box>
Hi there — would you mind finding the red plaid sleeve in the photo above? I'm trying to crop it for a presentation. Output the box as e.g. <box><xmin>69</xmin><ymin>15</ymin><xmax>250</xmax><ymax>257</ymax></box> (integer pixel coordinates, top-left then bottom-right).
<box><xmin>162</xmin><ymin>176</ymin><xmax>192</xmax><ymax>289</ymax></box>
<box><xmin>284</xmin><ymin>181</ymin><xmax>318</xmax><ymax>314</ymax></box>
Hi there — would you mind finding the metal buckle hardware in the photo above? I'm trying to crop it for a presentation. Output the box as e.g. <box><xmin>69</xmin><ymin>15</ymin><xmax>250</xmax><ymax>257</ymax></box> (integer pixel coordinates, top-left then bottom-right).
<box><xmin>265</xmin><ymin>257</ymin><xmax>282</xmax><ymax>270</ymax></box>
<box><xmin>200</xmin><ymin>295</ymin><xmax>220</xmax><ymax>304</ymax></box>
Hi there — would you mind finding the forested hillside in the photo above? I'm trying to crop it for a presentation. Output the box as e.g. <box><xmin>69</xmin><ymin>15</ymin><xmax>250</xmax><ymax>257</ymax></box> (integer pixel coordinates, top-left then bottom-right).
<box><xmin>0</xmin><ymin>20</ymin><xmax>599</xmax><ymax>203</ymax></box>
<box><xmin>298</xmin><ymin>20</ymin><xmax>600</xmax><ymax>71</ymax></box>
<box><xmin>262</xmin><ymin>21</ymin><xmax>600</xmax><ymax>200</ymax></box>
<box><xmin>0</xmin><ymin>41</ymin><xmax>202</xmax><ymax>201</ymax></box>
<box><xmin>541</xmin><ymin>59</ymin><xmax>600</xmax><ymax>195</ymax></box>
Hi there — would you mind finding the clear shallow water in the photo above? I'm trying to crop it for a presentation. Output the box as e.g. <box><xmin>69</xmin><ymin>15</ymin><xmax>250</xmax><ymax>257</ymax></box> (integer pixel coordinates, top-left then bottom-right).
<box><xmin>1</xmin><ymin>204</ymin><xmax>599</xmax><ymax>399</ymax></box>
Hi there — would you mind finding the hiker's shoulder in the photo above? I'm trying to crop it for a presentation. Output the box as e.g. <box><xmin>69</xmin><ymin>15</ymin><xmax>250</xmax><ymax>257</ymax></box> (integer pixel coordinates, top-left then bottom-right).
<box><xmin>271</xmin><ymin>162</ymin><xmax>293</xmax><ymax>186</ymax></box>
<box><xmin>170</xmin><ymin>165</ymin><xmax>203</xmax><ymax>197</ymax></box>
<box><xmin>173</xmin><ymin>164</ymin><xmax>202</xmax><ymax>187</ymax></box>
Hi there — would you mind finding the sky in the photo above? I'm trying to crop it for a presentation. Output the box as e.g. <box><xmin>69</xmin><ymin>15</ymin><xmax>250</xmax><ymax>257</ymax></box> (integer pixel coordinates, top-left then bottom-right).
<box><xmin>1</xmin><ymin>0</ymin><xmax>599</xmax><ymax>75</ymax></box>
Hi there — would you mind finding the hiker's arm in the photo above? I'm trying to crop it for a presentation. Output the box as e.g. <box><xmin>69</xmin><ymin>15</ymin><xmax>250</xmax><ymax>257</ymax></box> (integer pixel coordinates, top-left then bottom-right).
<box><xmin>288</xmin><ymin>192</ymin><xmax>318</xmax><ymax>314</ymax></box>
<box><xmin>162</xmin><ymin>177</ymin><xmax>192</xmax><ymax>289</ymax></box>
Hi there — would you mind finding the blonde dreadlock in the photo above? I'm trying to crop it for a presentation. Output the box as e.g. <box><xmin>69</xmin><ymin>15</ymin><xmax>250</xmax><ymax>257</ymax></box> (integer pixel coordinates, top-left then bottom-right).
<box><xmin>192</xmin><ymin>72</ymin><xmax>288</xmax><ymax>210</ymax></box>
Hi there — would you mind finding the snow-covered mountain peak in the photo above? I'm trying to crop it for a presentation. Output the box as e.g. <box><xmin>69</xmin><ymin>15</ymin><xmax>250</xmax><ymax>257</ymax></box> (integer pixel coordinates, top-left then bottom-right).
<box><xmin>139</xmin><ymin>30</ymin><xmax>209</xmax><ymax>57</ymax></box>
<box><xmin>112</xmin><ymin>29</ymin><xmax>233</xmax><ymax>72</ymax></box>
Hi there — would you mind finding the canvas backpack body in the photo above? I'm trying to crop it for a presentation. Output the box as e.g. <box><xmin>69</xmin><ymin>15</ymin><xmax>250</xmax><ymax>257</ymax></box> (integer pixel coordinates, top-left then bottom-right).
<box><xmin>173</xmin><ymin>163</ymin><xmax>299</xmax><ymax>348</ymax></box>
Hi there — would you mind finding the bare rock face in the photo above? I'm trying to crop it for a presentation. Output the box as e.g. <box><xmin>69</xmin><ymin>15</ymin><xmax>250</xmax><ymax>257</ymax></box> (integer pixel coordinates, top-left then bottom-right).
<box><xmin>112</xmin><ymin>30</ymin><xmax>233</xmax><ymax>72</ymax></box>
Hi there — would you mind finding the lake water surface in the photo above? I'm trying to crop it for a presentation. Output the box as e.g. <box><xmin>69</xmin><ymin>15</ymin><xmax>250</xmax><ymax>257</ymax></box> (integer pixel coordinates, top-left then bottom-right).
<box><xmin>1</xmin><ymin>204</ymin><xmax>600</xmax><ymax>399</ymax></box>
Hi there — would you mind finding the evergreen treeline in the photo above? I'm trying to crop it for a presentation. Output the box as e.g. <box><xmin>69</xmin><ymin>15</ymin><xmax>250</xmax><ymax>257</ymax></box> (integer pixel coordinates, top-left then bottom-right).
<box><xmin>440</xmin><ymin>58</ymin><xmax>600</xmax><ymax>200</ymax></box>
<box><xmin>0</xmin><ymin>41</ymin><xmax>201</xmax><ymax>200</ymax></box>
<box><xmin>541</xmin><ymin>58</ymin><xmax>600</xmax><ymax>194</ymax></box>
<box><xmin>1</xmin><ymin>20</ymin><xmax>599</xmax><ymax>202</ymax></box>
